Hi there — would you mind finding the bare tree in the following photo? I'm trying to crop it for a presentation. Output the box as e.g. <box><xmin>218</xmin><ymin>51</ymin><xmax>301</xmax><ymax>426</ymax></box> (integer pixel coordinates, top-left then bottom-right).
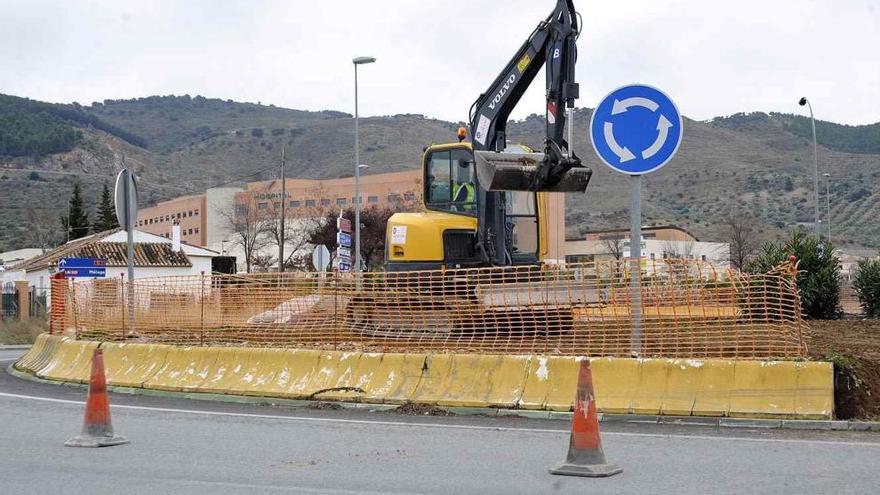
<box><xmin>601</xmin><ymin>231</ymin><xmax>627</xmax><ymax>260</ymax></box>
<box><xmin>222</xmin><ymin>194</ymin><xmax>270</xmax><ymax>273</ymax></box>
<box><xmin>661</xmin><ymin>240</ymin><xmax>696</xmax><ymax>260</ymax></box>
<box><xmin>262</xmin><ymin>201</ymin><xmax>319</xmax><ymax>270</ymax></box>
<box><xmin>721</xmin><ymin>211</ymin><xmax>760</xmax><ymax>270</ymax></box>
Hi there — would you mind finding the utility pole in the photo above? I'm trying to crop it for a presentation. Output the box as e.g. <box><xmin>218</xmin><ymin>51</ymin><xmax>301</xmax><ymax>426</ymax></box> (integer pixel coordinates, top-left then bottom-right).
<box><xmin>279</xmin><ymin>146</ymin><xmax>286</xmax><ymax>273</ymax></box>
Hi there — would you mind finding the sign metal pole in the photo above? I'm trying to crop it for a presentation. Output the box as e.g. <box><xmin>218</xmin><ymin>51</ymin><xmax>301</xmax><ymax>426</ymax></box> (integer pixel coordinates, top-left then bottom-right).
<box><xmin>589</xmin><ymin>84</ymin><xmax>683</xmax><ymax>359</ymax></box>
<box><xmin>629</xmin><ymin>175</ymin><xmax>643</xmax><ymax>355</ymax></box>
<box><xmin>123</xmin><ymin>172</ymin><xmax>136</xmax><ymax>337</ymax></box>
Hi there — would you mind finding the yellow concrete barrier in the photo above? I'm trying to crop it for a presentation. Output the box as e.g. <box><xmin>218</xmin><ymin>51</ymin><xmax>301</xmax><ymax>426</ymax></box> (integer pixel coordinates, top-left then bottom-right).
<box><xmin>279</xmin><ymin>348</ymin><xmax>323</xmax><ymax>398</ymax></box>
<box><xmin>661</xmin><ymin>359</ymin><xmax>702</xmax><ymax>416</ymax></box>
<box><xmin>442</xmin><ymin>354</ymin><xmax>530</xmax><ymax>408</ymax></box>
<box><xmin>795</xmin><ymin>361</ymin><xmax>834</xmax><ymax>420</ymax></box>
<box><xmin>357</xmin><ymin>352</ymin><xmax>426</xmax><ymax>404</ymax></box>
<box><xmin>591</xmin><ymin>357</ymin><xmax>639</xmax><ymax>414</ymax></box>
<box><xmin>519</xmin><ymin>356</ymin><xmax>581</xmax><ymax>411</ymax></box>
<box><xmin>199</xmin><ymin>347</ymin><xmax>254</xmax><ymax>395</ymax></box>
<box><xmin>692</xmin><ymin>359</ymin><xmax>735</xmax><ymax>416</ymax></box>
<box><xmin>37</xmin><ymin>339</ymin><xmax>98</xmax><ymax>383</ymax></box>
<box><xmin>15</xmin><ymin>337</ymin><xmax>831</xmax><ymax>419</ymax></box>
<box><xmin>631</xmin><ymin>359</ymin><xmax>669</xmax><ymax>415</ymax></box>
<box><xmin>729</xmin><ymin>361</ymin><xmax>799</xmax><ymax>418</ymax></box>
<box><xmin>144</xmin><ymin>346</ymin><xmax>219</xmax><ymax>392</ymax></box>
<box><xmin>304</xmin><ymin>351</ymin><xmax>362</xmax><ymax>400</ymax></box>
<box><xmin>104</xmin><ymin>343</ymin><xmax>171</xmax><ymax>388</ymax></box>
<box><xmin>408</xmin><ymin>353</ymin><xmax>453</xmax><ymax>405</ymax></box>
<box><xmin>229</xmin><ymin>347</ymin><xmax>290</xmax><ymax>397</ymax></box>
<box><xmin>29</xmin><ymin>335</ymin><xmax>65</xmax><ymax>375</ymax></box>
<box><xmin>14</xmin><ymin>333</ymin><xmax>50</xmax><ymax>373</ymax></box>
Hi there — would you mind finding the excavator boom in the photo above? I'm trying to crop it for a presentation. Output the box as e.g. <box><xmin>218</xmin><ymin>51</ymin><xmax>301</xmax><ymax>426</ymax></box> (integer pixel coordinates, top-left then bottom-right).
<box><xmin>469</xmin><ymin>0</ymin><xmax>591</xmax><ymax>193</ymax></box>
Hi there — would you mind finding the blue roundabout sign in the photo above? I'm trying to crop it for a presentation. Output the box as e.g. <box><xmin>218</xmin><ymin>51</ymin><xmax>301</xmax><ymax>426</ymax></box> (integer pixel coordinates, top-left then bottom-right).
<box><xmin>589</xmin><ymin>84</ymin><xmax>683</xmax><ymax>175</ymax></box>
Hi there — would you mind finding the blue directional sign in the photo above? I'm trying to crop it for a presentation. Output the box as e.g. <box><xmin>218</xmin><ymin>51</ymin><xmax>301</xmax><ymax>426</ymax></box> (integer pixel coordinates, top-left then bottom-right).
<box><xmin>336</xmin><ymin>232</ymin><xmax>352</xmax><ymax>248</ymax></box>
<box><xmin>589</xmin><ymin>84</ymin><xmax>683</xmax><ymax>175</ymax></box>
<box><xmin>58</xmin><ymin>257</ymin><xmax>107</xmax><ymax>278</ymax></box>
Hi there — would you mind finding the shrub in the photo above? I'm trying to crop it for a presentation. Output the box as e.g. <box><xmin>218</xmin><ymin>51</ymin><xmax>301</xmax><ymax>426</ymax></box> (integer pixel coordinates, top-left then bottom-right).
<box><xmin>853</xmin><ymin>258</ymin><xmax>880</xmax><ymax>317</ymax></box>
<box><xmin>747</xmin><ymin>231</ymin><xmax>841</xmax><ymax>319</ymax></box>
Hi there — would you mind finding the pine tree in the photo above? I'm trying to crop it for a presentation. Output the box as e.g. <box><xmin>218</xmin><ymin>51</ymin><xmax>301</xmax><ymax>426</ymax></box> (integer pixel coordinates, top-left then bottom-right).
<box><xmin>60</xmin><ymin>182</ymin><xmax>90</xmax><ymax>241</ymax></box>
<box><xmin>93</xmin><ymin>181</ymin><xmax>119</xmax><ymax>232</ymax></box>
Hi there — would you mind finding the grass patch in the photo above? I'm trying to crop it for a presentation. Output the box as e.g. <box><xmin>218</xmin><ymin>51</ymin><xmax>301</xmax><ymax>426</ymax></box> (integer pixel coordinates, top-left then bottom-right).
<box><xmin>0</xmin><ymin>318</ymin><xmax>46</xmax><ymax>345</ymax></box>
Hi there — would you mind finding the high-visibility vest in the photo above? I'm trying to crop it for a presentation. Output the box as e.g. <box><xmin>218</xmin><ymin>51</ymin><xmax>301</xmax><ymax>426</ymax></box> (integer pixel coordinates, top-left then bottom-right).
<box><xmin>453</xmin><ymin>182</ymin><xmax>475</xmax><ymax>210</ymax></box>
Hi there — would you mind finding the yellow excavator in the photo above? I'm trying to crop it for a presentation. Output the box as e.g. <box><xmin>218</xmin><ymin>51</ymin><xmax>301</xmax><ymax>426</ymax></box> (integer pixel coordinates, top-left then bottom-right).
<box><xmin>384</xmin><ymin>0</ymin><xmax>590</xmax><ymax>271</ymax></box>
<box><xmin>346</xmin><ymin>0</ymin><xmax>591</xmax><ymax>335</ymax></box>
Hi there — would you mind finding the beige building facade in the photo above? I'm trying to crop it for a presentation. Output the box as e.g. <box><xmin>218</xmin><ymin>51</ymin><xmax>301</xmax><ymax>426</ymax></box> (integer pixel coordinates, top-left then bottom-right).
<box><xmin>137</xmin><ymin>194</ymin><xmax>207</xmax><ymax>246</ymax></box>
<box><xmin>239</xmin><ymin>170</ymin><xmax>423</xmax><ymax>216</ymax></box>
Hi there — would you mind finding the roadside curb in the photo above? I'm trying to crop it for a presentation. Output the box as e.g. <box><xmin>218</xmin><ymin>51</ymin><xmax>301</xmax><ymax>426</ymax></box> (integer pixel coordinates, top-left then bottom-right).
<box><xmin>0</xmin><ymin>345</ymin><xmax>32</xmax><ymax>350</ymax></box>
<box><xmin>8</xmin><ymin>363</ymin><xmax>880</xmax><ymax>432</ymax></box>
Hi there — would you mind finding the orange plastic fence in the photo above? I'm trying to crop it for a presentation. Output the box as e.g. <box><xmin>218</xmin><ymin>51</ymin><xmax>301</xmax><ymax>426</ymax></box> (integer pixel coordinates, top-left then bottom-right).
<box><xmin>52</xmin><ymin>259</ymin><xmax>807</xmax><ymax>359</ymax></box>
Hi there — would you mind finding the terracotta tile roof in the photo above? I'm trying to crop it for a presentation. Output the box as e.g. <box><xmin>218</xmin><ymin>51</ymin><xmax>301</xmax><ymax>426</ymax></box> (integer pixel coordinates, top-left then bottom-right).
<box><xmin>15</xmin><ymin>229</ymin><xmax>192</xmax><ymax>272</ymax></box>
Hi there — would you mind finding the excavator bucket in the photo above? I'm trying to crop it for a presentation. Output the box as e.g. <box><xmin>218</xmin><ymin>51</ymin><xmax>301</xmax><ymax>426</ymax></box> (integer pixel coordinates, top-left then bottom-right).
<box><xmin>474</xmin><ymin>150</ymin><xmax>592</xmax><ymax>192</ymax></box>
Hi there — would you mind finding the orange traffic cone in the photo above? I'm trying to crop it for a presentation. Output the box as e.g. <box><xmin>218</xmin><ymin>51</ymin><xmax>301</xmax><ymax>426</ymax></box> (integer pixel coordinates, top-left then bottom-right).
<box><xmin>549</xmin><ymin>359</ymin><xmax>621</xmax><ymax>477</ymax></box>
<box><xmin>65</xmin><ymin>348</ymin><xmax>129</xmax><ymax>448</ymax></box>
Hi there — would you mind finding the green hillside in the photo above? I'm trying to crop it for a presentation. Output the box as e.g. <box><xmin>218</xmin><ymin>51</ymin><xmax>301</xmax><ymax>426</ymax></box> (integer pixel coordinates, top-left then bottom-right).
<box><xmin>1</xmin><ymin>94</ymin><xmax>878</xmax><ymax>254</ymax></box>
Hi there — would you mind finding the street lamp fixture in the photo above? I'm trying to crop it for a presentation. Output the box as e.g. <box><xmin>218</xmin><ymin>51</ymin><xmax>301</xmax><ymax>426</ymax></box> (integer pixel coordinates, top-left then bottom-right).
<box><xmin>799</xmin><ymin>96</ymin><xmax>820</xmax><ymax>239</ymax></box>
<box><xmin>353</xmin><ymin>56</ymin><xmax>376</xmax><ymax>281</ymax></box>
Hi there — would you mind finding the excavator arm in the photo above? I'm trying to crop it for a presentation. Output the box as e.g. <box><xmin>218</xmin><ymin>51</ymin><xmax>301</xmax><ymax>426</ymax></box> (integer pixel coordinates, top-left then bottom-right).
<box><xmin>469</xmin><ymin>0</ymin><xmax>591</xmax><ymax>193</ymax></box>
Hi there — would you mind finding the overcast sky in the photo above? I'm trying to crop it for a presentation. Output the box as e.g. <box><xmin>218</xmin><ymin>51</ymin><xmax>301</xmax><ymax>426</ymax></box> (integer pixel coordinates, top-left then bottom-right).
<box><xmin>1</xmin><ymin>0</ymin><xmax>878</xmax><ymax>125</ymax></box>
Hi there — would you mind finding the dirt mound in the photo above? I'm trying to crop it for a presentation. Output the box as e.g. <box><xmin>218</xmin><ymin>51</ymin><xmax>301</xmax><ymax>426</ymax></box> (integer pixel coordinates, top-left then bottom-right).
<box><xmin>808</xmin><ymin>319</ymin><xmax>880</xmax><ymax>420</ymax></box>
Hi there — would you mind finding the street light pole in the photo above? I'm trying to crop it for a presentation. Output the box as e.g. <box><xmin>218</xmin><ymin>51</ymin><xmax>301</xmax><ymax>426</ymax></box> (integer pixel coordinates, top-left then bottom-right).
<box><xmin>279</xmin><ymin>146</ymin><xmax>286</xmax><ymax>273</ymax></box>
<box><xmin>799</xmin><ymin>97</ymin><xmax>820</xmax><ymax>239</ymax></box>
<box><xmin>823</xmin><ymin>172</ymin><xmax>831</xmax><ymax>241</ymax></box>
<box><xmin>353</xmin><ymin>56</ymin><xmax>376</xmax><ymax>281</ymax></box>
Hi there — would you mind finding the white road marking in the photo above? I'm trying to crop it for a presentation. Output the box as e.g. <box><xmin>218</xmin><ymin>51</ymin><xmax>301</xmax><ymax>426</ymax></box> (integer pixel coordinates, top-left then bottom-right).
<box><xmin>1</xmin><ymin>390</ymin><xmax>878</xmax><ymax>448</ymax></box>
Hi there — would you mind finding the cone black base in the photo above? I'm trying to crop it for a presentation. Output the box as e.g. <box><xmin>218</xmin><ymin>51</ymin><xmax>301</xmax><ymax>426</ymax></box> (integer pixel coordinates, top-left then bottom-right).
<box><xmin>65</xmin><ymin>433</ymin><xmax>129</xmax><ymax>448</ymax></box>
<box><xmin>549</xmin><ymin>461</ymin><xmax>622</xmax><ymax>478</ymax></box>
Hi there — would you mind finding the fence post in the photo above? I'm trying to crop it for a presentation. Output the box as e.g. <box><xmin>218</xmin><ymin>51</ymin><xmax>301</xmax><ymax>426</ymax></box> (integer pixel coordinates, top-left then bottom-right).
<box><xmin>200</xmin><ymin>271</ymin><xmax>206</xmax><ymax>346</ymax></box>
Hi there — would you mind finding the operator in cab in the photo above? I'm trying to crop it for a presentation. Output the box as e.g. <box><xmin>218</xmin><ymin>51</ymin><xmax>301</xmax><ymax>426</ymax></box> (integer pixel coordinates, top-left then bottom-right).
<box><xmin>452</xmin><ymin>159</ymin><xmax>476</xmax><ymax>213</ymax></box>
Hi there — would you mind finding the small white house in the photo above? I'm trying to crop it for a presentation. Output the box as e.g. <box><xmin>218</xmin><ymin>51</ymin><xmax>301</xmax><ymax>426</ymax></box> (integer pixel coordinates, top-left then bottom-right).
<box><xmin>3</xmin><ymin>228</ymin><xmax>218</xmax><ymax>306</ymax></box>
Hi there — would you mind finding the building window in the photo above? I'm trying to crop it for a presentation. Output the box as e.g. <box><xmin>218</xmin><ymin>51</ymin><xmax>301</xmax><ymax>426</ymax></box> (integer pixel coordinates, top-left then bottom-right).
<box><xmin>701</xmin><ymin>255</ymin><xmax>707</xmax><ymax>261</ymax></box>
<box><xmin>188</xmin><ymin>210</ymin><xmax>193</xmax><ymax>217</ymax></box>
<box><xmin>258</xmin><ymin>202</ymin><xmax>268</xmax><ymax>210</ymax></box>
<box><xmin>388</xmin><ymin>193</ymin><xmax>402</xmax><ymax>203</ymax></box>
<box><xmin>290</xmin><ymin>200</ymin><xmax>300</xmax><ymax>208</ymax></box>
<box><xmin>273</xmin><ymin>202</ymin><xmax>280</xmax><ymax>209</ymax></box>
<box><xmin>336</xmin><ymin>197</ymin><xmax>346</xmax><ymax>206</ymax></box>
<box><xmin>368</xmin><ymin>195</ymin><xmax>379</xmax><ymax>204</ymax></box>
<box><xmin>321</xmin><ymin>198</ymin><xmax>331</xmax><ymax>206</ymax></box>
<box><xmin>305</xmin><ymin>199</ymin><xmax>316</xmax><ymax>207</ymax></box>
<box><xmin>650</xmin><ymin>253</ymin><xmax>655</xmax><ymax>259</ymax></box>
<box><xmin>176</xmin><ymin>212</ymin><xmax>181</xmax><ymax>219</ymax></box>
<box><xmin>194</xmin><ymin>209</ymin><xmax>199</xmax><ymax>216</ymax></box>
<box><xmin>351</xmin><ymin>197</ymin><xmax>362</xmax><ymax>204</ymax></box>
<box><xmin>404</xmin><ymin>192</ymin><xmax>416</xmax><ymax>201</ymax></box>
<box><xmin>194</xmin><ymin>228</ymin><xmax>199</xmax><ymax>234</ymax></box>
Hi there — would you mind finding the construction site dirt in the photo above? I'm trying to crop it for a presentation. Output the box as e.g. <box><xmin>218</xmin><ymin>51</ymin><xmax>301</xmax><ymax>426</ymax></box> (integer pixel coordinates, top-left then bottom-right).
<box><xmin>809</xmin><ymin>319</ymin><xmax>880</xmax><ymax>420</ymax></box>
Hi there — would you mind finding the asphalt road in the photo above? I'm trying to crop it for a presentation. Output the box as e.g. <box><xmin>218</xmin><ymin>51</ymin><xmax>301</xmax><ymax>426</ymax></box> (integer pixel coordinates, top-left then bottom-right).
<box><xmin>2</xmin><ymin>350</ymin><xmax>879</xmax><ymax>494</ymax></box>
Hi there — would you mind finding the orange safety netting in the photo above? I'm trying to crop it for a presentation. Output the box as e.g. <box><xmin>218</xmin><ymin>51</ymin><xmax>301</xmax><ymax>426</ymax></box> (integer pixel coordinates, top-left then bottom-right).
<box><xmin>50</xmin><ymin>259</ymin><xmax>807</xmax><ymax>359</ymax></box>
